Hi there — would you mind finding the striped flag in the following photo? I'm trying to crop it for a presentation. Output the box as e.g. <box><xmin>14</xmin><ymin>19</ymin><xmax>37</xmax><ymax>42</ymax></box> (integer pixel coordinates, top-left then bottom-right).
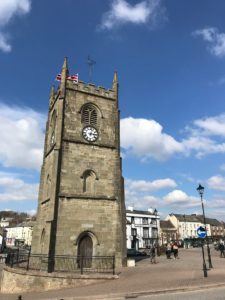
<box><xmin>67</xmin><ymin>74</ymin><xmax>79</xmax><ymax>83</ymax></box>
<box><xmin>55</xmin><ymin>73</ymin><xmax>78</xmax><ymax>83</ymax></box>
<box><xmin>56</xmin><ymin>74</ymin><xmax>61</xmax><ymax>81</ymax></box>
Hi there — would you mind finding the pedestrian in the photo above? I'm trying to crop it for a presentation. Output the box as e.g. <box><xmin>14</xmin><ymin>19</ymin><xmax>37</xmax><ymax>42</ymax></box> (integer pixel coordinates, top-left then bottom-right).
<box><xmin>166</xmin><ymin>243</ymin><xmax>172</xmax><ymax>259</ymax></box>
<box><xmin>172</xmin><ymin>242</ymin><xmax>179</xmax><ymax>259</ymax></box>
<box><xmin>150</xmin><ymin>245</ymin><xmax>157</xmax><ymax>264</ymax></box>
<box><xmin>219</xmin><ymin>241</ymin><xmax>225</xmax><ymax>258</ymax></box>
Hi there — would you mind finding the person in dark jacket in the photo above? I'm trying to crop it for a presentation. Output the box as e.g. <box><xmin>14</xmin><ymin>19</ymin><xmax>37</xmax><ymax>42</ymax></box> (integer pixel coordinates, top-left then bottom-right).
<box><xmin>172</xmin><ymin>242</ymin><xmax>179</xmax><ymax>259</ymax></box>
<box><xmin>150</xmin><ymin>245</ymin><xmax>157</xmax><ymax>264</ymax></box>
<box><xmin>219</xmin><ymin>242</ymin><xmax>225</xmax><ymax>258</ymax></box>
<box><xmin>166</xmin><ymin>243</ymin><xmax>172</xmax><ymax>259</ymax></box>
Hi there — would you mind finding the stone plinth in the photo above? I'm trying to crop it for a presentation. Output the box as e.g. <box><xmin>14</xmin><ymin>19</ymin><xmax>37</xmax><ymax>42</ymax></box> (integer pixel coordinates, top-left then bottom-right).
<box><xmin>1</xmin><ymin>267</ymin><xmax>118</xmax><ymax>294</ymax></box>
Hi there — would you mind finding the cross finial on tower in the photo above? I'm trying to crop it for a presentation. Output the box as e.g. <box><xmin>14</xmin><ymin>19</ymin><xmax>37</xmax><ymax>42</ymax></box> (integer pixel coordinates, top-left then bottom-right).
<box><xmin>87</xmin><ymin>55</ymin><xmax>96</xmax><ymax>82</ymax></box>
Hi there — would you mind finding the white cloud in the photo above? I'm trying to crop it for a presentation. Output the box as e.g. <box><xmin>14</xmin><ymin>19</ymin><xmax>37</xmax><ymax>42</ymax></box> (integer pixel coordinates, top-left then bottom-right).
<box><xmin>0</xmin><ymin>0</ymin><xmax>31</xmax><ymax>52</ymax></box>
<box><xmin>126</xmin><ymin>178</ymin><xmax>177</xmax><ymax>192</ymax></box>
<box><xmin>100</xmin><ymin>0</ymin><xmax>164</xmax><ymax>30</ymax></box>
<box><xmin>0</xmin><ymin>32</ymin><xmax>11</xmax><ymax>52</ymax></box>
<box><xmin>163</xmin><ymin>189</ymin><xmax>200</xmax><ymax>208</ymax></box>
<box><xmin>207</xmin><ymin>175</ymin><xmax>225</xmax><ymax>191</ymax></box>
<box><xmin>125</xmin><ymin>192</ymin><xmax>159</xmax><ymax>210</ymax></box>
<box><xmin>181</xmin><ymin>114</ymin><xmax>225</xmax><ymax>158</ymax></box>
<box><xmin>206</xmin><ymin>198</ymin><xmax>225</xmax><ymax>209</ymax></box>
<box><xmin>193</xmin><ymin>27</ymin><xmax>225</xmax><ymax>58</ymax></box>
<box><xmin>193</xmin><ymin>114</ymin><xmax>225</xmax><ymax>137</ymax></box>
<box><xmin>26</xmin><ymin>209</ymin><xmax>36</xmax><ymax>216</ymax></box>
<box><xmin>182</xmin><ymin>136</ymin><xmax>225</xmax><ymax>158</ymax></box>
<box><xmin>0</xmin><ymin>103</ymin><xmax>45</xmax><ymax>170</ymax></box>
<box><xmin>125</xmin><ymin>177</ymin><xmax>176</xmax><ymax>210</ymax></box>
<box><xmin>0</xmin><ymin>172</ymin><xmax>38</xmax><ymax>202</ymax></box>
<box><xmin>121</xmin><ymin>117</ymin><xmax>183</xmax><ymax>161</ymax></box>
<box><xmin>121</xmin><ymin>115</ymin><xmax>225</xmax><ymax>161</ymax></box>
<box><xmin>220</xmin><ymin>164</ymin><xmax>225</xmax><ymax>171</ymax></box>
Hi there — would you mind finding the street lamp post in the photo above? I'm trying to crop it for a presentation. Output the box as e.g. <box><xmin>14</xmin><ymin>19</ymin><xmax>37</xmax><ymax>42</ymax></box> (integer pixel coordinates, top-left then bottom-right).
<box><xmin>197</xmin><ymin>184</ymin><xmax>213</xmax><ymax>269</ymax></box>
<box><xmin>154</xmin><ymin>209</ymin><xmax>160</xmax><ymax>256</ymax></box>
<box><xmin>201</xmin><ymin>239</ymin><xmax>208</xmax><ymax>277</ymax></box>
<box><xmin>183</xmin><ymin>214</ymin><xmax>187</xmax><ymax>248</ymax></box>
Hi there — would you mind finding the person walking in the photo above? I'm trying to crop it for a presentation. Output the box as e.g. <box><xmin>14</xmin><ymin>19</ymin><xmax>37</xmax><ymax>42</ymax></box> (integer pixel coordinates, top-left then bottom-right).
<box><xmin>172</xmin><ymin>242</ymin><xmax>179</xmax><ymax>259</ymax></box>
<box><xmin>219</xmin><ymin>241</ymin><xmax>225</xmax><ymax>258</ymax></box>
<box><xmin>166</xmin><ymin>243</ymin><xmax>172</xmax><ymax>259</ymax></box>
<box><xmin>150</xmin><ymin>245</ymin><xmax>157</xmax><ymax>264</ymax></box>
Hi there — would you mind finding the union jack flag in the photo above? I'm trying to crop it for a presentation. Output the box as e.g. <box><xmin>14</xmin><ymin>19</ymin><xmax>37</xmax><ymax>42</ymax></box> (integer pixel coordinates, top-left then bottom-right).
<box><xmin>56</xmin><ymin>73</ymin><xmax>79</xmax><ymax>83</ymax></box>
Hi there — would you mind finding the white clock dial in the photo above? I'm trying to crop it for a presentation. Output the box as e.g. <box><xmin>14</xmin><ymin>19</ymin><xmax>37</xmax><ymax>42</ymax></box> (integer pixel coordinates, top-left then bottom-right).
<box><xmin>82</xmin><ymin>126</ymin><xmax>98</xmax><ymax>142</ymax></box>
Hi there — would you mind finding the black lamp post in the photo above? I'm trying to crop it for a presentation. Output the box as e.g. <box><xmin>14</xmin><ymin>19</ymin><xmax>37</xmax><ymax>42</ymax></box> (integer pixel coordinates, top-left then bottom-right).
<box><xmin>155</xmin><ymin>209</ymin><xmax>160</xmax><ymax>256</ymax></box>
<box><xmin>197</xmin><ymin>184</ymin><xmax>213</xmax><ymax>270</ymax></box>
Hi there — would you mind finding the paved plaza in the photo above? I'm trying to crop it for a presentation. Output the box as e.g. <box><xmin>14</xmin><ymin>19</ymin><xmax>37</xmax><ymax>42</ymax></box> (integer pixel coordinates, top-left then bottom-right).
<box><xmin>1</xmin><ymin>247</ymin><xmax>225</xmax><ymax>299</ymax></box>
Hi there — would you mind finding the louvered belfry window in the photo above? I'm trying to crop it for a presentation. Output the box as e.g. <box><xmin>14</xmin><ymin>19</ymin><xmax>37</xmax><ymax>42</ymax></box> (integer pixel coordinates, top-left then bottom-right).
<box><xmin>81</xmin><ymin>104</ymin><xmax>98</xmax><ymax>127</ymax></box>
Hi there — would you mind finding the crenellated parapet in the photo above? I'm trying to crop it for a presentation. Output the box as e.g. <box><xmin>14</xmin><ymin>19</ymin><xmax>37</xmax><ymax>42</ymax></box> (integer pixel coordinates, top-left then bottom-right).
<box><xmin>66</xmin><ymin>80</ymin><xmax>116</xmax><ymax>100</ymax></box>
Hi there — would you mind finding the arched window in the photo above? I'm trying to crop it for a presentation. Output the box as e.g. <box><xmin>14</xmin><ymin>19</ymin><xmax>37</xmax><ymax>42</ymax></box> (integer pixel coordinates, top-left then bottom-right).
<box><xmin>50</xmin><ymin>110</ymin><xmax>57</xmax><ymax>146</ymax></box>
<box><xmin>82</xmin><ymin>170</ymin><xmax>97</xmax><ymax>193</ymax></box>
<box><xmin>81</xmin><ymin>104</ymin><xmax>98</xmax><ymax>127</ymax></box>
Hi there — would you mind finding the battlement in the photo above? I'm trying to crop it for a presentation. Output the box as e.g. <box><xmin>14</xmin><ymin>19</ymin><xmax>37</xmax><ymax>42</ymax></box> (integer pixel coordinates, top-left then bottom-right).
<box><xmin>66</xmin><ymin>80</ymin><xmax>116</xmax><ymax>100</ymax></box>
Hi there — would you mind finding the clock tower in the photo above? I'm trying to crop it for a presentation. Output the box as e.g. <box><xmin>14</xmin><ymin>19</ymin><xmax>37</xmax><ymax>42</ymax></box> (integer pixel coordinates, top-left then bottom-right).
<box><xmin>31</xmin><ymin>58</ymin><xmax>126</xmax><ymax>269</ymax></box>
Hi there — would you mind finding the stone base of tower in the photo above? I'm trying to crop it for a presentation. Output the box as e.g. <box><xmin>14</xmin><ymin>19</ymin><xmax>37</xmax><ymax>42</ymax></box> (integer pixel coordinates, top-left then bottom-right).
<box><xmin>1</xmin><ymin>267</ymin><xmax>118</xmax><ymax>294</ymax></box>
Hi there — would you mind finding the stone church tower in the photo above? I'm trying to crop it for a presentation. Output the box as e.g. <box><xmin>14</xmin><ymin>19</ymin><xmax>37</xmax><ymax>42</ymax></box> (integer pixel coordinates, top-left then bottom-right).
<box><xmin>31</xmin><ymin>58</ymin><xmax>126</xmax><ymax>270</ymax></box>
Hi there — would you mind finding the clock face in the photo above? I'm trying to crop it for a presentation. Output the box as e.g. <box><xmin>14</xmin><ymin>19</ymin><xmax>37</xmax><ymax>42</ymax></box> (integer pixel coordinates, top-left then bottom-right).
<box><xmin>82</xmin><ymin>126</ymin><xmax>98</xmax><ymax>142</ymax></box>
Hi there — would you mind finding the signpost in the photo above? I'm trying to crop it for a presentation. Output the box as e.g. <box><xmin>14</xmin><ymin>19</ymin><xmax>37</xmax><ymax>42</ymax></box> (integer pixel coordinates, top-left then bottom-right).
<box><xmin>197</xmin><ymin>226</ymin><xmax>206</xmax><ymax>239</ymax></box>
<box><xmin>197</xmin><ymin>226</ymin><xmax>207</xmax><ymax>277</ymax></box>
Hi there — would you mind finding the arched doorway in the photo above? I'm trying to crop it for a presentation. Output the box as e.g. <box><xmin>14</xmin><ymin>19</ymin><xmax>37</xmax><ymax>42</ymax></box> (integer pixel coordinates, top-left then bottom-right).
<box><xmin>78</xmin><ymin>235</ymin><xmax>93</xmax><ymax>268</ymax></box>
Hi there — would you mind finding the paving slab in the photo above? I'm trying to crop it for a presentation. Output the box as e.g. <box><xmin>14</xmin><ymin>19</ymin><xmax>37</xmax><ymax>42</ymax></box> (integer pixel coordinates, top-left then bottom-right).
<box><xmin>1</xmin><ymin>248</ymin><xmax>225</xmax><ymax>300</ymax></box>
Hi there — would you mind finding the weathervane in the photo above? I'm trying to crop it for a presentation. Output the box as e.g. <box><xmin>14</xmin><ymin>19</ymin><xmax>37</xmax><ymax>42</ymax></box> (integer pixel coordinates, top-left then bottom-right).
<box><xmin>87</xmin><ymin>55</ymin><xmax>96</xmax><ymax>82</ymax></box>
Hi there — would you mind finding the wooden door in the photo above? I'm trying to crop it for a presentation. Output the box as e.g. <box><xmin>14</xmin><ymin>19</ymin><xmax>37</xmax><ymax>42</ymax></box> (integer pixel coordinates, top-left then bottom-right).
<box><xmin>78</xmin><ymin>235</ymin><xmax>93</xmax><ymax>268</ymax></box>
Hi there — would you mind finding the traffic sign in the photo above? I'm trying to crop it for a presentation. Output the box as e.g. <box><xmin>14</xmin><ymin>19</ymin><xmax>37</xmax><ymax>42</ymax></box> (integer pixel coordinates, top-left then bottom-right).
<box><xmin>197</xmin><ymin>226</ymin><xmax>206</xmax><ymax>238</ymax></box>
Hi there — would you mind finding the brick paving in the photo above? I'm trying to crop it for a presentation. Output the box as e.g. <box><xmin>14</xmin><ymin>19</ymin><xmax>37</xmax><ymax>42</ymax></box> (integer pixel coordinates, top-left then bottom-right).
<box><xmin>1</xmin><ymin>248</ymin><xmax>225</xmax><ymax>299</ymax></box>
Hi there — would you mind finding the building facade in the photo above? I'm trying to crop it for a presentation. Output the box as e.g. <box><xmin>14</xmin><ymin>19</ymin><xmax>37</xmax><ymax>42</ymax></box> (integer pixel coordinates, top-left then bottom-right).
<box><xmin>0</xmin><ymin>218</ymin><xmax>13</xmax><ymax>228</ymax></box>
<box><xmin>6</xmin><ymin>221</ymin><xmax>34</xmax><ymax>247</ymax></box>
<box><xmin>159</xmin><ymin>220</ymin><xmax>177</xmax><ymax>245</ymax></box>
<box><xmin>198</xmin><ymin>217</ymin><xmax>225</xmax><ymax>238</ymax></box>
<box><xmin>126</xmin><ymin>207</ymin><xmax>160</xmax><ymax>249</ymax></box>
<box><xmin>166</xmin><ymin>214</ymin><xmax>211</xmax><ymax>239</ymax></box>
<box><xmin>31</xmin><ymin>58</ymin><xmax>126</xmax><ymax>269</ymax></box>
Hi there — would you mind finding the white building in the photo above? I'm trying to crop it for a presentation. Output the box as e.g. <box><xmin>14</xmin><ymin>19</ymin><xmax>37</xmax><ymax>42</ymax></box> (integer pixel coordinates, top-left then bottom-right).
<box><xmin>6</xmin><ymin>221</ymin><xmax>35</xmax><ymax>247</ymax></box>
<box><xmin>126</xmin><ymin>207</ymin><xmax>160</xmax><ymax>250</ymax></box>
<box><xmin>166</xmin><ymin>214</ymin><xmax>211</xmax><ymax>239</ymax></box>
<box><xmin>0</xmin><ymin>217</ymin><xmax>13</xmax><ymax>228</ymax></box>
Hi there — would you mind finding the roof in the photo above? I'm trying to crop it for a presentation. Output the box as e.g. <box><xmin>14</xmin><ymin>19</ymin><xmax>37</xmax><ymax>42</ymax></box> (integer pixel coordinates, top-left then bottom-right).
<box><xmin>196</xmin><ymin>216</ymin><xmax>223</xmax><ymax>226</ymax></box>
<box><xmin>8</xmin><ymin>220</ymin><xmax>36</xmax><ymax>228</ymax></box>
<box><xmin>160</xmin><ymin>220</ymin><xmax>176</xmax><ymax>230</ymax></box>
<box><xmin>171</xmin><ymin>214</ymin><xmax>223</xmax><ymax>226</ymax></box>
<box><xmin>171</xmin><ymin>214</ymin><xmax>200</xmax><ymax>222</ymax></box>
<box><xmin>126</xmin><ymin>209</ymin><xmax>158</xmax><ymax>216</ymax></box>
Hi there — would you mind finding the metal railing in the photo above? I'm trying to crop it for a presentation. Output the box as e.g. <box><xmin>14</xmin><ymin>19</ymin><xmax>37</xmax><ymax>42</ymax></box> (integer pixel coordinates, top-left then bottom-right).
<box><xmin>5</xmin><ymin>251</ymin><xmax>115</xmax><ymax>275</ymax></box>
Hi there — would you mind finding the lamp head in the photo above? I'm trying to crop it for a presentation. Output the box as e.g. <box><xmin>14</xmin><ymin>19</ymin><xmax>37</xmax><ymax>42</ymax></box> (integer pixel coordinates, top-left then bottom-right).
<box><xmin>197</xmin><ymin>184</ymin><xmax>204</xmax><ymax>196</ymax></box>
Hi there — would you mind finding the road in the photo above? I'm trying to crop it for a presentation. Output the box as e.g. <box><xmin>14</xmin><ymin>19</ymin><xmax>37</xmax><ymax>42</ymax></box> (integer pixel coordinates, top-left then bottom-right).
<box><xmin>137</xmin><ymin>286</ymin><xmax>225</xmax><ymax>300</ymax></box>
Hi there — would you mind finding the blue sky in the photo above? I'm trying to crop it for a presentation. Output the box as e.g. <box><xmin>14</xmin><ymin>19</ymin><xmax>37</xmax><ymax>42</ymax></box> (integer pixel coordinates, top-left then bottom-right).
<box><xmin>1</xmin><ymin>0</ymin><xmax>225</xmax><ymax>220</ymax></box>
